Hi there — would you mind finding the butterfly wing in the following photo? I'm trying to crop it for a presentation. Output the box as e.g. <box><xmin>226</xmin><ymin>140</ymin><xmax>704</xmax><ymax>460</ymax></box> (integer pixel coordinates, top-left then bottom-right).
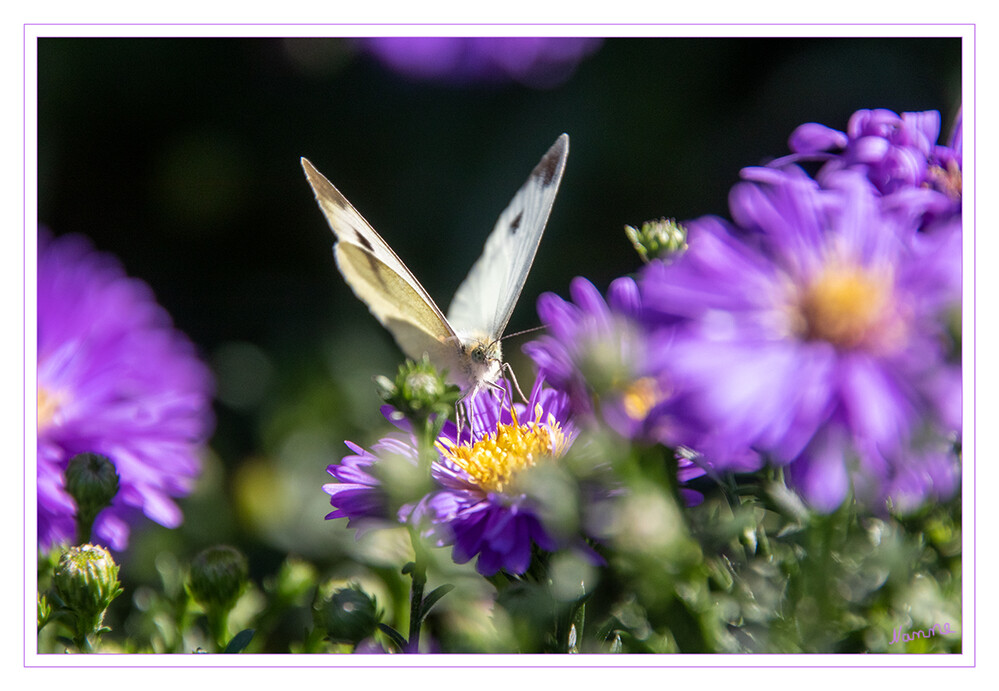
<box><xmin>301</xmin><ymin>158</ymin><xmax>460</xmax><ymax>366</ymax></box>
<box><xmin>446</xmin><ymin>134</ymin><xmax>569</xmax><ymax>342</ymax></box>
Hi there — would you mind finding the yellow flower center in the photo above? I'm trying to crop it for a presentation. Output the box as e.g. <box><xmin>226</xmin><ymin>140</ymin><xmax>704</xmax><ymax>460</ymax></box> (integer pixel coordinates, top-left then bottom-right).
<box><xmin>621</xmin><ymin>377</ymin><xmax>665</xmax><ymax>421</ymax></box>
<box><xmin>795</xmin><ymin>260</ymin><xmax>895</xmax><ymax>349</ymax></box>
<box><xmin>37</xmin><ymin>385</ymin><xmax>65</xmax><ymax>433</ymax></box>
<box><xmin>437</xmin><ymin>404</ymin><xmax>569</xmax><ymax>493</ymax></box>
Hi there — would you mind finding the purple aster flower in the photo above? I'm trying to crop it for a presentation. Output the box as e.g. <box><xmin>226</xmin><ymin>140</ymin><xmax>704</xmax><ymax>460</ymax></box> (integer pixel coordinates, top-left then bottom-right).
<box><xmin>36</xmin><ymin>229</ymin><xmax>214</xmax><ymax>551</ymax></box>
<box><xmin>324</xmin><ymin>379</ymin><xmax>598</xmax><ymax>576</ymax></box>
<box><xmin>359</xmin><ymin>37</ymin><xmax>602</xmax><ymax>88</ymax></box>
<box><xmin>322</xmin><ymin>434</ymin><xmax>419</xmax><ymax>535</ymax></box>
<box><xmin>640</xmin><ymin>165</ymin><xmax>961</xmax><ymax>514</ymax></box>
<box><xmin>526</xmin><ymin>277</ymin><xmax>673</xmax><ymax>440</ymax></box>
<box><xmin>524</xmin><ymin>276</ymin><xmax>708</xmax><ymax>502</ymax></box>
<box><xmin>416</xmin><ymin>379</ymin><xmax>591</xmax><ymax>576</ymax></box>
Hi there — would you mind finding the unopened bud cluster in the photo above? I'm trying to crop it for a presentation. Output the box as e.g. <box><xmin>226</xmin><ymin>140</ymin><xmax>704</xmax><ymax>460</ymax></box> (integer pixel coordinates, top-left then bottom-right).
<box><xmin>376</xmin><ymin>357</ymin><xmax>460</xmax><ymax>421</ymax></box>
<box><xmin>625</xmin><ymin>218</ymin><xmax>688</xmax><ymax>263</ymax></box>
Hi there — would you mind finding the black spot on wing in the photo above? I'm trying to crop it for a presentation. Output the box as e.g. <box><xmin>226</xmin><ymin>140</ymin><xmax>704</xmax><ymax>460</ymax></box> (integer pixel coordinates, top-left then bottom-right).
<box><xmin>354</xmin><ymin>230</ymin><xmax>375</xmax><ymax>253</ymax></box>
<box><xmin>509</xmin><ymin>211</ymin><xmax>523</xmax><ymax>235</ymax></box>
<box><xmin>355</xmin><ymin>238</ymin><xmax>388</xmax><ymax>289</ymax></box>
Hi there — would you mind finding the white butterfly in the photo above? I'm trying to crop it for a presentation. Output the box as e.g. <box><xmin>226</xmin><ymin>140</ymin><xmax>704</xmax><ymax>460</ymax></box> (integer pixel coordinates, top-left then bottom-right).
<box><xmin>301</xmin><ymin>133</ymin><xmax>569</xmax><ymax>408</ymax></box>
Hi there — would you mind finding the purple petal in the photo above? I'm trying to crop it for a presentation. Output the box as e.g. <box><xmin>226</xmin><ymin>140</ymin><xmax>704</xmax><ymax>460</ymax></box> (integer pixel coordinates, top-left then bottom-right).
<box><xmin>789</xmin><ymin>123</ymin><xmax>848</xmax><ymax>153</ymax></box>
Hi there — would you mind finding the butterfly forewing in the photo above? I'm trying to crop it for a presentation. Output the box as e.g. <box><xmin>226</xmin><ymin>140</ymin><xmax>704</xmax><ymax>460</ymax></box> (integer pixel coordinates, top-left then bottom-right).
<box><xmin>446</xmin><ymin>133</ymin><xmax>569</xmax><ymax>342</ymax></box>
<box><xmin>301</xmin><ymin>158</ymin><xmax>457</xmax><ymax>361</ymax></box>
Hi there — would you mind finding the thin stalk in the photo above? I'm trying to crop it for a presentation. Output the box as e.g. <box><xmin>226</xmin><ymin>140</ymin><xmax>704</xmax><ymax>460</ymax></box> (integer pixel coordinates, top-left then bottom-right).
<box><xmin>406</xmin><ymin>531</ymin><xmax>428</xmax><ymax>653</ymax></box>
<box><xmin>206</xmin><ymin>608</ymin><xmax>230</xmax><ymax>652</ymax></box>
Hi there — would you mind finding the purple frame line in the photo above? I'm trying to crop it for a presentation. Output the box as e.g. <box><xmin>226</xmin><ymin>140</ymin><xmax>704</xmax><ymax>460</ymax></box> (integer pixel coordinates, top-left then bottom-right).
<box><xmin>23</xmin><ymin>28</ymin><xmax>975</xmax><ymax>668</ymax></box>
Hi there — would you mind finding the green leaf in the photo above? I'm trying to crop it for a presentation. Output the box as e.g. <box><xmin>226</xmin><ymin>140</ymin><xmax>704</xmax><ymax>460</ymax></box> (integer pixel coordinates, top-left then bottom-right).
<box><xmin>222</xmin><ymin>628</ymin><xmax>255</xmax><ymax>653</ymax></box>
<box><xmin>377</xmin><ymin>623</ymin><xmax>408</xmax><ymax>652</ymax></box>
<box><xmin>418</xmin><ymin>584</ymin><xmax>455</xmax><ymax>622</ymax></box>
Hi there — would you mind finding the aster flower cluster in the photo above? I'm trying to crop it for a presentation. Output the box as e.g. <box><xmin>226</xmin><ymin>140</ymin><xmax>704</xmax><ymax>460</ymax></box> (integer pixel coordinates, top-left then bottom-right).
<box><xmin>528</xmin><ymin>107</ymin><xmax>962</xmax><ymax>516</ymax></box>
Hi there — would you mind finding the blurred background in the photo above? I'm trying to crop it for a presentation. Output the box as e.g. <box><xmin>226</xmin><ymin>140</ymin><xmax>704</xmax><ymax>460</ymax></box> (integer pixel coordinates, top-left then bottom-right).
<box><xmin>35</xmin><ymin>36</ymin><xmax>961</xmax><ymax>648</ymax></box>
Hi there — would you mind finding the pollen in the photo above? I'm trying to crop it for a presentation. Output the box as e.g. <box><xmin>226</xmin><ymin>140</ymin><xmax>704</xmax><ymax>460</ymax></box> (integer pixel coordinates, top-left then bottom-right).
<box><xmin>621</xmin><ymin>377</ymin><xmax>664</xmax><ymax>421</ymax></box>
<box><xmin>37</xmin><ymin>386</ymin><xmax>65</xmax><ymax>433</ymax></box>
<box><xmin>927</xmin><ymin>159</ymin><xmax>962</xmax><ymax>201</ymax></box>
<box><xmin>437</xmin><ymin>404</ymin><xmax>569</xmax><ymax>493</ymax></box>
<box><xmin>796</xmin><ymin>260</ymin><xmax>895</xmax><ymax>349</ymax></box>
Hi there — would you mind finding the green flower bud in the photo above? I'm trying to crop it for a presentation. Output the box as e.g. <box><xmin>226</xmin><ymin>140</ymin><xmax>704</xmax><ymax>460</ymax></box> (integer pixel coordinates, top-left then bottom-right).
<box><xmin>378</xmin><ymin>357</ymin><xmax>460</xmax><ymax>422</ymax></box>
<box><xmin>64</xmin><ymin>453</ymin><xmax>120</xmax><ymax>544</ymax></box>
<box><xmin>625</xmin><ymin>218</ymin><xmax>688</xmax><ymax>263</ymax></box>
<box><xmin>52</xmin><ymin>544</ymin><xmax>122</xmax><ymax>636</ymax></box>
<box><xmin>313</xmin><ymin>583</ymin><xmax>381</xmax><ymax>645</ymax></box>
<box><xmin>187</xmin><ymin>545</ymin><xmax>248</xmax><ymax>614</ymax></box>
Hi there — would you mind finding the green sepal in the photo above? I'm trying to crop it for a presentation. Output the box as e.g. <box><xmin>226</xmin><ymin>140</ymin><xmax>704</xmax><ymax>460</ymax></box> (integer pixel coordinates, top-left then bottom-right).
<box><xmin>377</xmin><ymin>623</ymin><xmax>408</xmax><ymax>652</ymax></box>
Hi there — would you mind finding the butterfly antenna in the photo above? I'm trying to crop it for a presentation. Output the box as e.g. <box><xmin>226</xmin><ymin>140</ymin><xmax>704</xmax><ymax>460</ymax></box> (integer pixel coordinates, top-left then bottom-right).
<box><xmin>499</xmin><ymin>324</ymin><xmax>548</xmax><ymax>343</ymax></box>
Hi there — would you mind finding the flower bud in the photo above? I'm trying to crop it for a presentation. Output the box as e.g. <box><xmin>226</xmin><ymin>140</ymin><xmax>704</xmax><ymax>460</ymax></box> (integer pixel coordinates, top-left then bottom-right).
<box><xmin>625</xmin><ymin>218</ymin><xmax>688</xmax><ymax>263</ymax></box>
<box><xmin>64</xmin><ymin>453</ymin><xmax>119</xmax><ymax>527</ymax></box>
<box><xmin>52</xmin><ymin>544</ymin><xmax>122</xmax><ymax>633</ymax></box>
<box><xmin>313</xmin><ymin>583</ymin><xmax>381</xmax><ymax>645</ymax></box>
<box><xmin>378</xmin><ymin>357</ymin><xmax>460</xmax><ymax>422</ymax></box>
<box><xmin>187</xmin><ymin>545</ymin><xmax>248</xmax><ymax>613</ymax></box>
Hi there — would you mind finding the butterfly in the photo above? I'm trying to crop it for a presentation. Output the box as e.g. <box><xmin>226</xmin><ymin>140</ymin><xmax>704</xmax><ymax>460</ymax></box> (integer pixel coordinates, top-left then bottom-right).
<box><xmin>301</xmin><ymin>133</ymin><xmax>569</xmax><ymax>414</ymax></box>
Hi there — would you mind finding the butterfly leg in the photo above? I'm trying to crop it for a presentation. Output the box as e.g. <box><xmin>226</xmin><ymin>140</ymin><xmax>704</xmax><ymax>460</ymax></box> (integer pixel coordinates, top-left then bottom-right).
<box><xmin>453</xmin><ymin>391</ymin><xmax>481</xmax><ymax>444</ymax></box>
<box><xmin>454</xmin><ymin>398</ymin><xmax>469</xmax><ymax>444</ymax></box>
<box><xmin>501</xmin><ymin>361</ymin><xmax>530</xmax><ymax>403</ymax></box>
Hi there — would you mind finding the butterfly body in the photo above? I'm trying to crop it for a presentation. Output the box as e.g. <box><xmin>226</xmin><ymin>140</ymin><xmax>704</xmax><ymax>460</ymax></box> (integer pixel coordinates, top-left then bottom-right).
<box><xmin>302</xmin><ymin>134</ymin><xmax>568</xmax><ymax>398</ymax></box>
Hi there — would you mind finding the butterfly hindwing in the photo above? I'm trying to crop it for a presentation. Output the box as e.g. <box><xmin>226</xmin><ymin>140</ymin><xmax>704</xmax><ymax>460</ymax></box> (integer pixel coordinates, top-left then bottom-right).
<box><xmin>446</xmin><ymin>133</ymin><xmax>569</xmax><ymax>341</ymax></box>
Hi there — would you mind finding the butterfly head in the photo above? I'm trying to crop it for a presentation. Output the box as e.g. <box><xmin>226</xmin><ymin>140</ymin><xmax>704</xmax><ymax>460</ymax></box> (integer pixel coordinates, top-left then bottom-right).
<box><xmin>458</xmin><ymin>334</ymin><xmax>503</xmax><ymax>392</ymax></box>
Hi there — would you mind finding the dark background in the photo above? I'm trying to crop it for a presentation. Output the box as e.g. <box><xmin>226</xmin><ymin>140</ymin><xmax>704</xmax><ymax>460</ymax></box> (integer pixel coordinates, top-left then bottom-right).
<box><xmin>36</xmin><ymin>37</ymin><xmax>962</xmax><ymax>574</ymax></box>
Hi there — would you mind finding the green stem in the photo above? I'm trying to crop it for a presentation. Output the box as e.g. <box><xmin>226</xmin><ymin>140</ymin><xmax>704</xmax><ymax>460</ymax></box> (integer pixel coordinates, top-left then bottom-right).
<box><xmin>406</xmin><ymin>530</ymin><xmax>428</xmax><ymax>653</ymax></box>
<box><xmin>71</xmin><ymin>611</ymin><xmax>101</xmax><ymax>652</ymax></box>
<box><xmin>398</xmin><ymin>382</ymin><xmax>450</xmax><ymax>654</ymax></box>
<box><xmin>75</xmin><ymin>632</ymin><xmax>95</xmax><ymax>653</ymax></box>
<box><xmin>74</xmin><ymin>510</ymin><xmax>95</xmax><ymax>546</ymax></box>
<box><xmin>206</xmin><ymin>608</ymin><xmax>230</xmax><ymax>652</ymax></box>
